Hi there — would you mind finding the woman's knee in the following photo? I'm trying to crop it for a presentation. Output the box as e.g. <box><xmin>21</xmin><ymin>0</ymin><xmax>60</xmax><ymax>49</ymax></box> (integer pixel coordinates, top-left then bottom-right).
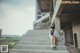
<box><xmin>53</xmin><ymin>36</ymin><xmax>55</xmax><ymax>38</ymax></box>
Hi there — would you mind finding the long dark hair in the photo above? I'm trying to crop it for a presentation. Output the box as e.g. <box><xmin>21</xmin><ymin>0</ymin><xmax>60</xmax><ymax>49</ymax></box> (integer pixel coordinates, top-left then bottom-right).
<box><xmin>50</xmin><ymin>26</ymin><xmax>54</xmax><ymax>30</ymax></box>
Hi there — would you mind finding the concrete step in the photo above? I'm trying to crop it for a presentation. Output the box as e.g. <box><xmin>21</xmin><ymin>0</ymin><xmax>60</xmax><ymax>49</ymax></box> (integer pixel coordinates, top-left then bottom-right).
<box><xmin>22</xmin><ymin>35</ymin><xmax>49</xmax><ymax>39</ymax></box>
<box><xmin>24</xmin><ymin>30</ymin><xmax>60</xmax><ymax>37</ymax></box>
<box><xmin>16</xmin><ymin>41</ymin><xmax>65</xmax><ymax>46</ymax></box>
<box><xmin>24</xmin><ymin>30</ymin><xmax>49</xmax><ymax>34</ymax></box>
<box><xmin>9</xmin><ymin>49</ymin><xmax>69</xmax><ymax>53</ymax></box>
<box><xmin>20</xmin><ymin>39</ymin><xmax>62</xmax><ymax>42</ymax></box>
<box><xmin>21</xmin><ymin>36</ymin><xmax>62</xmax><ymax>39</ymax></box>
<box><xmin>9</xmin><ymin>30</ymin><xmax>69</xmax><ymax>53</ymax></box>
<box><xmin>13</xmin><ymin>45</ymin><xmax>67</xmax><ymax>50</ymax></box>
<box><xmin>23</xmin><ymin>34</ymin><xmax>61</xmax><ymax>38</ymax></box>
<box><xmin>23</xmin><ymin>30</ymin><xmax>49</xmax><ymax>36</ymax></box>
<box><xmin>21</xmin><ymin>36</ymin><xmax>62</xmax><ymax>40</ymax></box>
<box><xmin>20</xmin><ymin>39</ymin><xmax>63</xmax><ymax>42</ymax></box>
<box><xmin>21</xmin><ymin>39</ymin><xmax>62</xmax><ymax>42</ymax></box>
<box><xmin>23</xmin><ymin>36</ymin><xmax>61</xmax><ymax>39</ymax></box>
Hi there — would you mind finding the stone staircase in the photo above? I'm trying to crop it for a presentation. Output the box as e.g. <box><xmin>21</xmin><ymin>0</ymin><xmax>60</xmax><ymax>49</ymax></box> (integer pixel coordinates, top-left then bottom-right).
<box><xmin>9</xmin><ymin>30</ymin><xmax>69</xmax><ymax>53</ymax></box>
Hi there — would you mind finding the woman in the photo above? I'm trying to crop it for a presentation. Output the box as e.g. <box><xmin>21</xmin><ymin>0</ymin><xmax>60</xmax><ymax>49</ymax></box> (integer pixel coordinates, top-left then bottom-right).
<box><xmin>49</xmin><ymin>26</ymin><xmax>56</xmax><ymax>48</ymax></box>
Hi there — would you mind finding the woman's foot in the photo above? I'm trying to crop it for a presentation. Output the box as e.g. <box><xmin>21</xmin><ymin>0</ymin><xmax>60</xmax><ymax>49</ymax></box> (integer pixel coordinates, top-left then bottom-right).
<box><xmin>51</xmin><ymin>44</ymin><xmax>53</xmax><ymax>47</ymax></box>
<box><xmin>53</xmin><ymin>44</ymin><xmax>56</xmax><ymax>47</ymax></box>
<box><xmin>51</xmin><ymin>44</ymin><xmax>56</xmax><ymax>48</ymax></box>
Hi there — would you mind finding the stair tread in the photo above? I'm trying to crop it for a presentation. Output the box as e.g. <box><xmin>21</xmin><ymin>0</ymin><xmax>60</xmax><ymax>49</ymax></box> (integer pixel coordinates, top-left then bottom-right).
<box><xmin>15</xmin><ymin>45</ymin><xmax>66</xmax><ymax>47</ymax></box>
<box><xmin>10</xmin><ymin>49</ymin><xmax>69</xmax><ymax>52</ymax></box>
<box><xmin>9</xmin><ymin>30</ymin><xmax>69</xmax><ymax>53</ymax></box>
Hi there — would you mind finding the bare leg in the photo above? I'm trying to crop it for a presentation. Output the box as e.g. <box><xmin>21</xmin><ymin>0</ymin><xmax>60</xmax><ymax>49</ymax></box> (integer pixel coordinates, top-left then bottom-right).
<box><xmin>52</xmin><ymin>36</ymin><xmax>56</xmax><ymax>44</ymax></box>
<box><xmin>51</xmin><ymin>36</ymin><xmax>53</xmax><ymax>47</ymax></box>
<box><xmin>51</xmin><ymin>36</ymin><xmax>56</xmax><ymax>47</ymax></box>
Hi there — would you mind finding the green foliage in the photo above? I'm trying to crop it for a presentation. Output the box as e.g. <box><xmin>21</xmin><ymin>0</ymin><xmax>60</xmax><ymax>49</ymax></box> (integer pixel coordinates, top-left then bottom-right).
<box><xmin>3</xmin><ymin>36</ymin><xmax>21</xmax><ymax>42</ymax></box>
<box><xmin>0</xmin><ymin>36</ymin><xmax>21</xmax><ymax>49</ymax></box>
<box><xmin>8</xmin><ymin>42</ymin><xmax>16</xmax><ymax>49</ymax></box>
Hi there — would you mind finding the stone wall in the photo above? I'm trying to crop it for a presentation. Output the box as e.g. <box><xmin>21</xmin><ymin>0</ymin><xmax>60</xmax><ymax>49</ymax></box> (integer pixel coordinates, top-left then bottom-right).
<box><xmin>34</xmin><ymin>22</ymin><xmax>50</xmax><ymax>29</ymax></box>
<box><xmin>0</xmin><ymin>29</ymin><xmax>2</xmax><ymax>38</ymax></box>
<box><xmin>72</xmin><ymin>22</ymin><xmax>80</xmax><ymax>49</ymax></box>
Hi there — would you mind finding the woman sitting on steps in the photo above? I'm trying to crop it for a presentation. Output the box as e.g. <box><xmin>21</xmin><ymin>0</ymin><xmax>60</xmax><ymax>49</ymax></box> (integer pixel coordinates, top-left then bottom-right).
<box><xmin>49</xmin><ymin>26</ymin><xmax>56</xmax><ymax>48</ymax></box>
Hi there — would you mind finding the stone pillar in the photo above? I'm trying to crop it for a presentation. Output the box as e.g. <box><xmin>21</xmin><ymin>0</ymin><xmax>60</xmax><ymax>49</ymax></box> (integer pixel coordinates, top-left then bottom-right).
<box><xmin>53</xmin><ymin>0</ymin><xmax>56</xmax><ymax>9</ymax></box>
<box><xmin>35</xmin><ymin>0</ymin><xmax>38</xmax><ymax>20</ymax></box>
<box><xmin>62</xmin><ymin>30</ymin><xmax>66</xmax><ymax>43</ymax></box>
<box><xmin>55</xmin><ymin>17</ymin><xmax>61</xmax><ymax>37</ymax></box>
<box><xmin>0</xmin><ymin>29</ymin><xmax>2</xmax><ymax>38</ymax></box>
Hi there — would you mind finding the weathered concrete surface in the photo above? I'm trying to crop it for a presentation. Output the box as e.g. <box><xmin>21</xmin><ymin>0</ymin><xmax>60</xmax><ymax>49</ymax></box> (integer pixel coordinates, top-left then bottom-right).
<box><xmin>67</xmin><ymin>45</ymin><xmax>80</xmax><ymax>53</ymax></box>
<box><xmin>72</xmin><ymin>22</ymin><xmax>80</xmax><ymax>49</ymax></box>
<box><xmin>9</xmin><ymin>30</ymin><xmax>69</xmax><ymax>53</ymax></box>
